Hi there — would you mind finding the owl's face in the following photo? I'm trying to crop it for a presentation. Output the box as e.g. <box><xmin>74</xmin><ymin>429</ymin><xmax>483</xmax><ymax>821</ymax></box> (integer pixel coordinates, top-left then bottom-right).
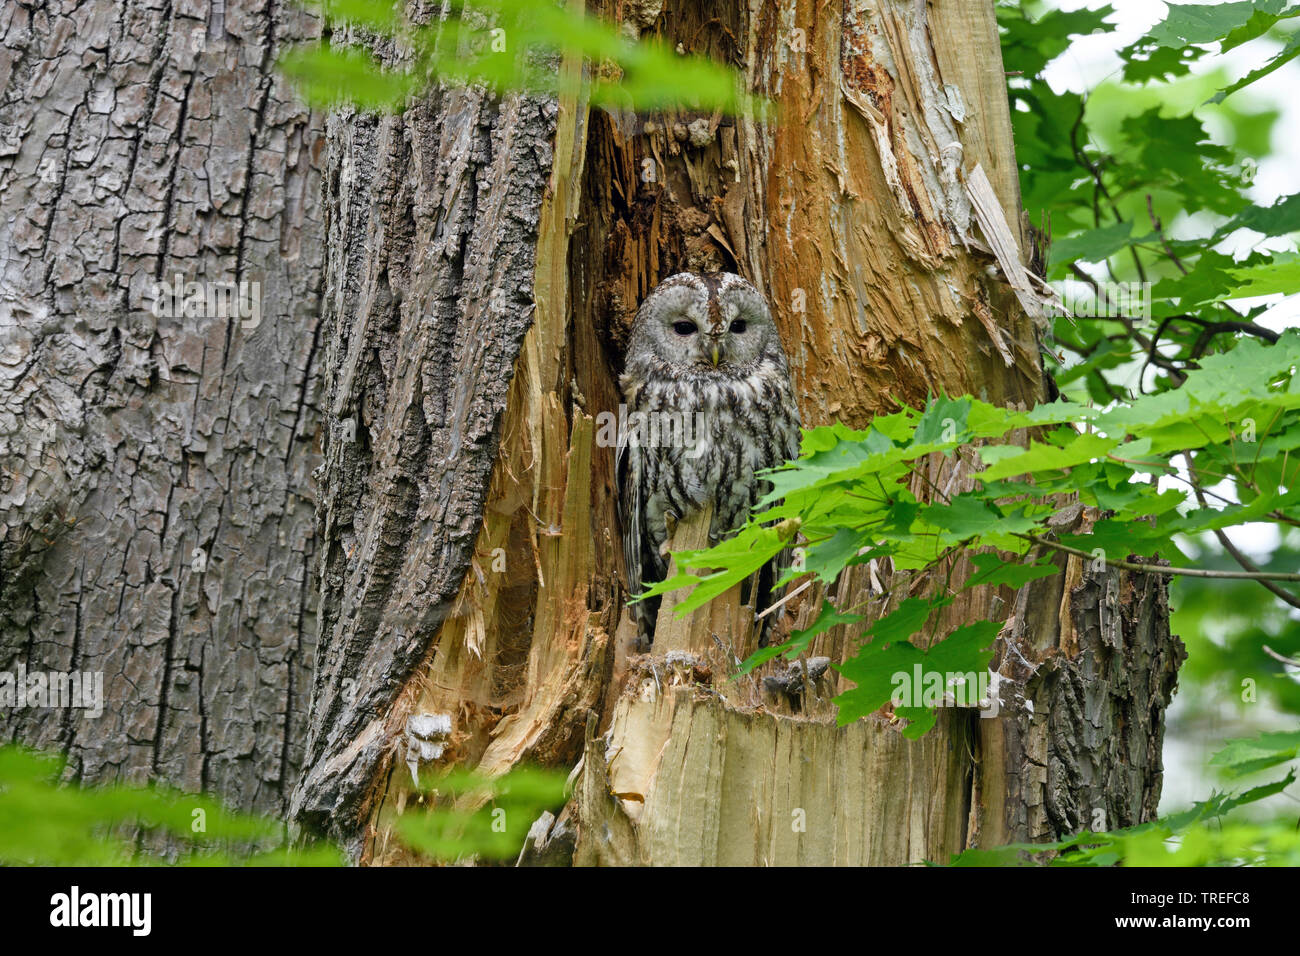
<box><xmin>626</xmin><ymin>273</ymin><xmax>783</xmax><ymax>377</ymax></box>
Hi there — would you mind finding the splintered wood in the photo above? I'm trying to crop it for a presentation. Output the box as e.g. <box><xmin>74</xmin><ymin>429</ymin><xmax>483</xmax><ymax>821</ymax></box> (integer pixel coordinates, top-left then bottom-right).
<box><xmin>649</xmin><ymin>505</ymin><xmax>760</xmax><ymax>666</ymax></box>
<box><xmin>362</xmin><ymin>0</ymin><xmax>1042</xmax><ymax>866</ymax></box>
<box><xmin>352</xmin><ymin>0</ymin><xmax>1178</xmax><ymax>868</ymax></box>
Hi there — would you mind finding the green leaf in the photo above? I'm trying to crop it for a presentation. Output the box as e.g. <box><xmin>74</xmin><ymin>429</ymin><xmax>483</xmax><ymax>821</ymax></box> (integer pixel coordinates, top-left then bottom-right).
<box><xmin>396</xmin><ymin>765</ymin><xmax>569</xmax><ymax>862</ymax></box>
<box><xmin>0</xmin><ymin>744</ymin><xmax>344</xmax><ymax>866</ymax></box>
<box><xmin>999</xmin><ymin>4</ymin><xmax>1117</xmax><ymax>79</ymax></box>
<box><xmin>834</xmin><ymin>618</ymin><xmax>997</xmax><ymax>732</ymax></box>
<box><xmin>1121</xmin><ymin>42</ymin><xmax>1208</xmax><ymax>82</ymax></box>
<box><xmin>802</xmin><ymin>527</ymin><xmax>872</xmax><ymax>584</ymax></box>
<box><xmin>1148</xmin><ymin>2</ymin><xmax>1280</xmax><ymax>48</ymax></box>
<box><xmin>1210</xmin><ymin>30</ymin><xmax>1300</xmax><ymax>103</ymax></box>
<box><xmin>313</xmin><ymin>0</ymin><xmax>404</xmax><ymax>31</ymax></box>
<box><xmin>1214</xmin><ymin>192</ymin><xmax>1300</xmax><ymax>240</ymax></box>
<box><xmin>278</xmin><ymin>46</ymin><xmax>420</xmax><ymax>110</ymax></box>
<box><xmin>834</xmin><ymin>639</ymin><xmax>925</xmax><ymax>725</ymax></box>
<box><xmin>1229</xmin><ymin>255</ymin><xmax>1300</xmax><ymax>298</ymax></box>
<box><xmin>965</xmin><ymin>551</ymin><xmax>1059</xmax><ymax>589</ymax></box>
<box><xmin>737</xmin><ymin>601</ymin><xmax>864</xmax><ymax>676</ymax></box>
<box><xmin>280</xmin><ymin>0</ymin><xmax>762</xmax><ymax>116</ymax></box>
<box><xmin>925</xmin><ymin>620</ymin><xmax>1001</xmax><ymax>674</ymax></box>
<box><xmin>869</xmin><ymin>596</ymin><xmax>950</xmax><ymax>644</ymax></box>
<box><xmin>978</xmin><ymin>432</ymin><xmax>1118</xmax><ymax>481</ymax></box>
<box><xmin>1047</xmin><ymin>221</ymin><xmax>1134</xmax><ymax>269</ymax></box>
<box><xmin>1222</xmin><ymin>5</ymin><xmax>1300</xmax><ymax>52</ymax></box>
<box><xmin>1210</xmin><ymin>729</ymin><xmax>1300</xmax><ymax>778</ymax></box>
<box><xmin>912</xmin><ymin>395</ymin><xmax>971</xmax><ymax>447</ymax></box>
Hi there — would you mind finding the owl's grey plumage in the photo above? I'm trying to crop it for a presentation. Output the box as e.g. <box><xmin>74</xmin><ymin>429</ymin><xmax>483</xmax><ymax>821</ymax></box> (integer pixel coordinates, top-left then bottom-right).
<box><xmin>617</xmin><ymin>272</ymin><xmax>801</xmax><ymax>647</ymax></box>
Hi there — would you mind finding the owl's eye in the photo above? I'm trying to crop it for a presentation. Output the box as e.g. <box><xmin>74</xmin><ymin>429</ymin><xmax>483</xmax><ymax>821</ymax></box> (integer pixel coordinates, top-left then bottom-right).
<box><xmin>730</xmin><ymin>320</ymin><xmax>748</xmax><ymax>333</ymax></box>
<box><xmin>672</xmin><ymin>321</ymin><xmax>697</xmax><ymax>336</ymax></box>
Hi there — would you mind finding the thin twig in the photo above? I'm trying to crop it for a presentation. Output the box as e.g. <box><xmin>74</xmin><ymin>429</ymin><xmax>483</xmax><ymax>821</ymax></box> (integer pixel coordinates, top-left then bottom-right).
<box><xmin>1263</xmin><ymin>645</ymin><xmax>1300</xmax><ymax>667</ymax></box>
<box><xmin>1183</xmin><ymin>451</ymin><xmax>1300</xmax><ymax>609</ymax></box>
<box><xmin>757</xmin><ymin>577</ymin><xmax>812</xmax><ymax>620</ymax></box>
<box><xmin>1014</xmin><ymin>533</ymin><xmax>1300</xmax><ymax>582</ymax></box>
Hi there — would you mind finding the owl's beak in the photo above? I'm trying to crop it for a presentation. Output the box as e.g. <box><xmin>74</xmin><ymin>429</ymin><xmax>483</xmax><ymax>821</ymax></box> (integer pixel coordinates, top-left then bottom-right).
<box><xmin>710</xmin><ymin>344</ymin><xmax>720</xmax><ymax>366</ymax></box>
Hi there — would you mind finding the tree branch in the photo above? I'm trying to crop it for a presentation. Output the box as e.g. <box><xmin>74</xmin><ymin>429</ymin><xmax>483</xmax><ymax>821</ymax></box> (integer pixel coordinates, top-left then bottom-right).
<box><xmin>1015</xmin><ymin>533</ymin><xmax>1300</xmax><ymax>582</ymax></box>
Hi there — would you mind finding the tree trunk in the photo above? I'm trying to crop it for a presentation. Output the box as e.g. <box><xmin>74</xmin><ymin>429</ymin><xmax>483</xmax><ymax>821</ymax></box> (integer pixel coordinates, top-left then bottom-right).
<box><xmin>1</xmin><ymin>0</ymin><xmax>1182</xmax><ymax>865</ymax></box>
<box><xmin>0</xmin><ymin>0</ymin><xmax>325</xmax><ymax>817</ymax></box>
<box><xmin>289</xmin><ymin>0</ymin><xmax>1184</xmax><ymax>865</ymax></box>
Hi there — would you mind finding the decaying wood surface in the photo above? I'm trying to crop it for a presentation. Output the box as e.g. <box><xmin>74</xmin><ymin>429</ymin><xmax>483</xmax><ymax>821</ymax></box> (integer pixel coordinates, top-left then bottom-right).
<box><xmin>284</xmin><ymin>0</ymin><xmax>1183</xmax><ymax>865</ymax></box>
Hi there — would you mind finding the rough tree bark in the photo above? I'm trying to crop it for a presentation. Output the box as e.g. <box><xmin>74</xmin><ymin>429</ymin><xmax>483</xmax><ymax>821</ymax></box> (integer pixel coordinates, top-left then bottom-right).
<box><xmin>290</xmin><ymin>0</ymin><xmax>1184</xmax><ymax>865</ymax></box>
<box><xmin>0</xmin><ymin>0</ymin><xmax>325</xmax><ymax>817</ymax></box>
<box><xmin>0</xmin><ymin>0</ymin><xmax>1182</xmax><ymax>865</ymax></box>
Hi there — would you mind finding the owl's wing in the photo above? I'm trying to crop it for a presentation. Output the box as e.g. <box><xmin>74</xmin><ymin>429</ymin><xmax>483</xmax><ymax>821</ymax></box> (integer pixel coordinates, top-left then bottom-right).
<box><xmin>616</xmin><ymin>417</ymin><xmax>654</xmax><ymax>646</ymax></box>
<box><xmin>616</xmin><ymin>425</ymin><xmax>639</xmax><ymax>598</ymax></box>
<box><xmin>755</xmin><ymin>404</ymin><xmax>804</xmax><ymax>645</ymax></box>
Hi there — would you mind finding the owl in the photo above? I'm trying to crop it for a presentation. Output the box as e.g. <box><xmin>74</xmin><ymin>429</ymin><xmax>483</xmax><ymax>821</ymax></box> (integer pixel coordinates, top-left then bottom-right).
<box><xmin>617</xmin><ymin>272</ymin><xmax>802</xmax><ymax>647</ymax></box>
